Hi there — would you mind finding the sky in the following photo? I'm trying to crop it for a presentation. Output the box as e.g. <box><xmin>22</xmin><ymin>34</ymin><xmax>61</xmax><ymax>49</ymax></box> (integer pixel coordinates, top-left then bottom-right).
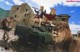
<box><xmin>0</xmin><ymin>0</ymin><xmax>80</xmax><ymax>34</ymax></box>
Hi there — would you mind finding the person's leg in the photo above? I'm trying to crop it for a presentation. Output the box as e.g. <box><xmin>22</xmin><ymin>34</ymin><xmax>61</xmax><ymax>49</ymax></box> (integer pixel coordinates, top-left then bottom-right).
<box><xmin>39</xmin><ymin>18</ymin><xmax>43</xmax><ymax>27</ymax></box>
<box><xmin>42</xmin><ymin>16</ymin><xmax>46</xmax><ymax>22</ymax></box>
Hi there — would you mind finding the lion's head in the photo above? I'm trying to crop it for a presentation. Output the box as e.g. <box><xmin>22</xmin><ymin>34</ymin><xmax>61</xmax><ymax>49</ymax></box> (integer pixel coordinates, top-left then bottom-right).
<box><xmin>2</xmin><ymin>17</ymin><xmax>16</xmax><ymax>31</ymax></box>
<box><xmin>51</xmin><ymin>21</ymin><xmax>72</xmax><ymax>43</ymax></box>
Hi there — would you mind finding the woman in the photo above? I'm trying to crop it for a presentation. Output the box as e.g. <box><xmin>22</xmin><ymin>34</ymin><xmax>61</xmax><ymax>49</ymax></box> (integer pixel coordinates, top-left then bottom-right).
<box><xmin>44</xmin><ymin>8</ymin><xmax>56</xmax><ymax>26</ymax></box>
<box><xmin>34</xmin><ymin>6</ymin><xmax>46</xmax><ymax>27</ymax></box>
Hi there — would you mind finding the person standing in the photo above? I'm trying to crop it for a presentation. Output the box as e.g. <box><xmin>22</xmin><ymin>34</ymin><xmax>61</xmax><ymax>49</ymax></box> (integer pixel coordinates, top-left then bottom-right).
<box><xmin>44</xmin><ymin>8</ymin><xmax>56</xmax><ymax>26</ymax></box>
<box><xmin>34</xmin><ymin>6</ymin><xmax>46</xmax><ymax>27</ymax></box>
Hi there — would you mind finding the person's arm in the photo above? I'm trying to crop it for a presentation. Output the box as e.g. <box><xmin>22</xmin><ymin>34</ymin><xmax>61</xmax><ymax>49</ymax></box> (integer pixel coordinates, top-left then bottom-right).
<box><xmin>43</xmin><ymin>10</ymin><xmax>46</xmax><ymax>14</ymax></box>
<box><xmin>44</xmin><ymin>10</ymin><xmax>46</xmax><ymax>13</ymax></box>
<box><xmin>34</xmin><ymin>10</ymin><xmax>39</xmax><ymax>14</ymax></box>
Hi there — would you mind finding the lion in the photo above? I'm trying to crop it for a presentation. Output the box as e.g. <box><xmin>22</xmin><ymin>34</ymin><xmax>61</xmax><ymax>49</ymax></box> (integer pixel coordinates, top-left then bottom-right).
<box><xmin>0</xmin><ymin>17</ymin><xmax>19</xmax><ymax>51</ymax></box>
<box><xmin>51</xmin><ymin>21</ymin><xmax>80</xmax><ymax>52</ymax></box>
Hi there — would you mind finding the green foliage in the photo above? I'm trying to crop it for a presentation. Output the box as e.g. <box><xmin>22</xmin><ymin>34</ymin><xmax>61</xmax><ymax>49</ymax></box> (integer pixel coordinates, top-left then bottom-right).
<box><xmin>32</xmin><ymin>28</ymin><xmax>52</xmax><ymax>43</ymax></box>
<box><xmin>0</xmin><ymin>8</ymin><xmax>10</xmax><ymax>19</ymax></box>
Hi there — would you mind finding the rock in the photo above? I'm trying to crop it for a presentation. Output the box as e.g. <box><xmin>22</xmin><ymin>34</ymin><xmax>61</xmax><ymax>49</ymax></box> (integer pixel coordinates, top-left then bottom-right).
<box><xmin>9</xmin><ymin>3</ymin><xmax>35</xmax><ymax>27</ymax></box>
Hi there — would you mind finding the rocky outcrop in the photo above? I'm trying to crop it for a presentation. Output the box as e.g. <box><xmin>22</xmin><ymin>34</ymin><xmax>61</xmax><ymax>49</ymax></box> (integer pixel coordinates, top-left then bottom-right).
<box><xmin>53</xmin><ymin>14</ymin><xmax>70</xmax><ymax>23</ymax></box>
<box><xmin>9</xmin><ymin>3</ymin><xmax>35</xmax><ymax>27</ymax></box>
